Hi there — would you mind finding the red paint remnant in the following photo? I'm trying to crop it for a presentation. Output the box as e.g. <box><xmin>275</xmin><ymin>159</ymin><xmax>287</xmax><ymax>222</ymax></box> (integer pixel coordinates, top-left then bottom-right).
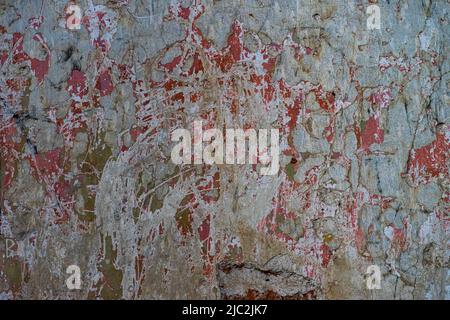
<box><xmin>95</xmin><ymin>70</ymin><xmax>114</xmax><ymax>96</ymax></box>
<box><xmin>198</xmin><ymin>215</ymin><xmax>210</xmax><ymax>243</ymax></box>
<box><xmin>67</xmin><ymin>70</ymin><xmax>88</xmax><ymax>98</ymax></box>
<box><xmin>170</xmin><ymin>92</ymin><xmax>185</xmax><ymax>103</ymax></box>
<box><xmin>443</xmin><ymin>191</ymin><xmax>450</xmax><ymax>204</ymax></box>
<box><xmin>368</xmin><ymin>87</ymin><xmax>393</xmax><ymax>109</ymax></box>
<box><xmin>369</xmin><ymin>193</ymin><xmax>393</xmax><ymax>209</ymax></box>
<box><xmin>6</xmin><ymin>79</ymin><xmax>24</xmax><ymax>91</ymax></box>
<box><xmin>190</xmin><ymin>92</ymin><xmax>201</xmax><ymax>103</ymax></box>
<box><xmin>189</xmin><ymin>52</ymin><xmax>204</xmax><ymax>75</ymax></box>
<box><xmin>262</xmin><ymin>80</ymin><xmax>275</xmax><ymax>104</ymax></box>
<box><xmin>360</xmin><ymin>116</ymin><xmax>384</xmax><ymax>151</ymax></box>
<box><xmin>29</xmin><ymin>16</ymin><xmax>44</xmax><ymax>30</ymax></box>
<box><xmin>129</xmin><ymin>126</ymin><xmax>144</xmax><ymax>142</ymax></box>
<box><xmin>12</xmin><ymin>33</ymin><xmax>28</xmax><ymax>64</ymax></box>
<box><xmin>285</xmin><ymin>94</ymin><xmax>302</xmax><ymax>133</ymax></box>
<box><xmin>84</xmin><ymin>5</ymin><xmax>117</xmax><ymax>53</ymax></box>
<box><xmin>25</xmin><ymin>147</ymin><xmax>74</xmax><ymax>224</ymax></box>
<box><xmin>197</xmin><ymin>171</ymin><xmax>220</xmax><ymax>203</ymax></box>
<box><xmin>30</xmin><ymin>148</ymin><xmax>63</xmax><ymax>177</ymax></box>
<box><xmin>257</xmin><ymin>179</ymin><xmax>303</xmax><ymax>247</ymax></box>
<box><xmin>228</xmin><ymin>21</ymin><xmax>243</xmax><ymax>62</ymax></box>
<box><xmin>166</xmin><ymin>2</ymin><xmax>203</xmax><ymax>21</ymax></box>
<box><xmin>160</xmin><ymin>54</ymin><xmax>183</xmax><ymax>72</ymax></box>
<box><xmin>30</xmin><ymin>33</ymin><xmax>51</xmax><ymax>84</ymax></box>
<box><xmin>117</xmin><ymin>64</ymin><xmax>133</xmax><ymax>83</ymax></box>
<box><xmin>355</xmin><ymin>227</ymin><xmax>365</xmax><ymax>252</ymax></box>
<box><xmin>320</xmin><ymin>244</ymin><xmax>332</xmax><ymax>267</ymax></box>
<box><xmin>323</xmin><ymin>122</ymin><xmax>335</xmax><ymax>143</ymax></box>
<box><xmin>198</xmin><ymin>214</ymin><xmax>214</xmax><ymax>276</ymax></box>
<box><xmin>0</xmin><ymin>123</ymin><xmax>20</xmax><ymax>192</ymax></box>
<box><xmin>10</xmin><ymin>32</ymin><xmax>50</xmax><ymax>84</ymax></box>
<box><xmin>345</xmin><ymin>193</ymin><xmax>358</xmax><ymax>230</ymax></box>
<box><xmin>406</xmin><ymin>132</ymin><xmax>449</xmax><ymax>184</ymax></box>
<box><xmin>392</xmin><ymin>225</ymin><xmax>407</xmax><ymax>252</ymax></box>
<box><xmin>30</xmin><ymin>55</ymin><xmax>50</xmax><ymax>84</ymax></box>
<box><xmin>378</xmin><ymin>54</ymin><xmax>419</xmax><ymax>74</ymax></box>
<box><xmin>387</xmin><ymin>221</ymin><xmax>409</xmax><ymax>253</ymax></box>
<box><xmin>177</xmin><ymin>6</ymin><xmax>191</xmax><ymax>20</ymax></box>
<box><xmin>278</xmin><ymin>79</ymin><xmax>291</xmax><ymax>98</ymax></box>
<box><xmin>0</xmin><ymin>51</ymin><xmax>7</xmax><ymax>66</ymax></box>
<box><xmin>313</xmin><ymin>86</ymin><xmax>335</xmax><ymax>112</ymax></box>
<box><xmin>215</xmin><ymin>21</ymin><xmax>243</xmax><ymax>72</ymax></box>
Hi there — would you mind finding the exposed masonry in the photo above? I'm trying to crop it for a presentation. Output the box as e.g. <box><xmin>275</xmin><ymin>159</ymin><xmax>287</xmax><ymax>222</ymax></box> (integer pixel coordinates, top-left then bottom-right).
<box><xmin>217</xmin><ymin>261</ymin><xmax>317</xmax><ymax>299</ymax></box>
<box><xmin>0</xmin><ymin>0</ymin><xmax>449</xmax><ymax>299</ymax></box>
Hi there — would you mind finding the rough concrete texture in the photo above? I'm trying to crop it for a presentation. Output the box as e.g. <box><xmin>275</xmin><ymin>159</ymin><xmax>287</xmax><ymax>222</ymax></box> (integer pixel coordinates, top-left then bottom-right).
<box><xmin>0</xmin><ymin>0</ymin><xmax>449</xmax><ymax>300</ymax></box>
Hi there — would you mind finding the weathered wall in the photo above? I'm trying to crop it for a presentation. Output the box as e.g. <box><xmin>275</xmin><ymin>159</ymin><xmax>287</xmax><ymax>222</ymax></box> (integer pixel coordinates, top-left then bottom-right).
<box><xmin>0</xmin><ymin>0</ymin><xmax>449</xmax><ymax>299</ymax></box>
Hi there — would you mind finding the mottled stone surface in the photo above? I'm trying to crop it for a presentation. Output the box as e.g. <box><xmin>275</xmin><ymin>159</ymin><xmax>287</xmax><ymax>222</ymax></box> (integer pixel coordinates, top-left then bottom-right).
<box><xmin>0</xmin><ymin>0</ymin><xmax>449</xmax><ymax>299</ymax></box>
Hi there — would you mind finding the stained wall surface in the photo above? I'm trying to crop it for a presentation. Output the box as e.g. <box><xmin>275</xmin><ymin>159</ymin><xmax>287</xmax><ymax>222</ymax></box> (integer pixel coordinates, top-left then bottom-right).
<box><xmin>0</xmin><ymin>0</ymin><xmax>449</xmax><ymax>299</ymax></box>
